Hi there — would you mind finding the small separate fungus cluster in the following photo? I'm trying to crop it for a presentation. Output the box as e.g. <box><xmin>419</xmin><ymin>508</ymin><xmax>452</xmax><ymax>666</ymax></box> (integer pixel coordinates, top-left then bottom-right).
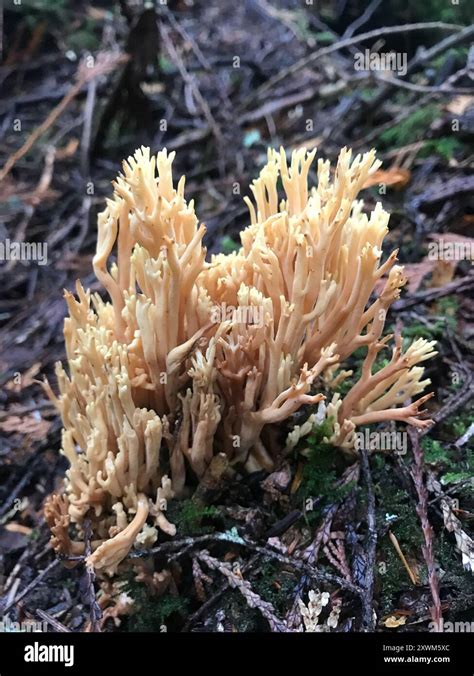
<box><xmin>45</xmin><ymin>146</ymin><xmax>436</xmax><ymax>574</ymax></box>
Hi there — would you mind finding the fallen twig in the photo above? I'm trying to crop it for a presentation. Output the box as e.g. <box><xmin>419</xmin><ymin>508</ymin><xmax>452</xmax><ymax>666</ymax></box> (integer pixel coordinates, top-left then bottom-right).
<box><xmin>183</xmin><ymin>553</ymin><xmax>260</xmax><ymax>632</ymax></box>
<box><xmin>36</xmin><ymin>608</ymin><xmax>71</xmax><ymax>633</ymax></box>
<box><xmin>82</xmin><ymin>517</ymin><xmax>102</xmax><ymax>633</ymax></box>
<box><xmin>342</xmin><ymin>23</ymin><xmax>474</xmax><ymax>135</ymax></box>
<box><xmin>198</xmin><ymin>550</ymin><xmax>287</xmax><ymax>632</ymax></box>
<box><xmin>342</xmin><ymin>0</ymin><xmax>383</xmax><ymax>39</ymax></box>
<box><xmin>422</xmin><ymin>377</ymin><xmax>474</xmax><ymax>436</ymax></box>
<box><xmin>158</xmin><ymin>21</ymin><xmax>223</xmax><ymax>145</ymax></box>
<box><xmin>0</xmin><ymin>453</ymin><xmax>42</xmax><ymax>521</ymax></box>
<box><xmin>245</xmin><ymin>22</ymin><xmax>464</xmax><ymax>106</ymax></box>
<box><xmin>360</xmin><ymin>71</ymin><xmax>472</xmax><ymax>95</ymax></box>
<box><xmin>359</xmin><ymin>446</ymin><xmax>377</xmax><ymax>631</ymax></box>
<box><xmin>0</xmin><ymin>558</ymin><xmax>60</xmax><ymax>615</ymax></box>
<box><xmin>408</xmin><ymin>428</ymin><xmax>443</xmax><ymax>629</ymax></box>
<box><xmin>388</xmin><ymin>531</ymin><xmax>418</xmax><ymax>585</ymax></box>
<box><xmin>392</xmin><ymin>271</ymin><xmax>474</xmax><ymax>311</ymax></box>
<box><xmin>106</xmin><ymin>529</ymin><xmax>363</xmax><ymax>594</ymax></box>
<box><xmin>0</xmin><ymin>52</ymin><xmax>128</xmax><ymax>182</ymax></box>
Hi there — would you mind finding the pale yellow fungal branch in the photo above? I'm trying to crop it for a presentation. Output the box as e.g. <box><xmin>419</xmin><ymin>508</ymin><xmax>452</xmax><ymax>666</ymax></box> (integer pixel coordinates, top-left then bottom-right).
<box><xmin>44</xmin><ymin>145</ymin><xmax>435</xmax><ymax>573</ymax></box>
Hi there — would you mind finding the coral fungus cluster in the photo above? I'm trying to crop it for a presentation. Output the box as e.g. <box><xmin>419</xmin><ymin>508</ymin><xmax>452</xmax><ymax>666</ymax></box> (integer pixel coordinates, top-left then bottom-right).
<box><xmin>45</xmin><ymin>146</ymin><xmax>436</xmax><ymax>574</ymax></box>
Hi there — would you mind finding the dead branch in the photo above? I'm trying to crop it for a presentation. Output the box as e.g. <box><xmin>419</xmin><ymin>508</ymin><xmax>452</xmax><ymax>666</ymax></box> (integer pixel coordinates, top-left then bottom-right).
<box><xmin>0</xmin><ymin>52</ymin><xmax>128</xmax><ymax>182</ymax></box>
<box><xmin>408</xmin><ymin>428</ymin><xmax>443</xmax><ymax>628</ymax></box>
<box><xmin>82</xmin><ymin>517</ymin><xmax>102</xmax><ymax>633</ymax></box>
<box><xmin>0</xmin><ymin>559</ymin><xmax>60</xmax><ymax>616</ymax></box>
<box><xmin>245</xmin><ymin>22</ymin><xmax>464</xmax><ymax>105</ymax></box>
<box><xmin>392</xmin><ymin>271</ymin><xmax>474</xmax><ymax>311</ymax></box>
<box><xmin>359</xmin><ymin>446</ymin><xmax>377</xmax><ymax>631</ymax></box>
<box><xmin>197</xmin><ymin>550</ymin><xmax>287</xmax><ymax>632</ymax></box>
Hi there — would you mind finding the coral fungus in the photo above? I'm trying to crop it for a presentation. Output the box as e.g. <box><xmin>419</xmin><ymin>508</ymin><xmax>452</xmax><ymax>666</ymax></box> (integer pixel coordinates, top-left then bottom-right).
<box><xmin>45</xmin><ymin>146</ymin><xmax>436</xmax><ymax>573</ymax></box>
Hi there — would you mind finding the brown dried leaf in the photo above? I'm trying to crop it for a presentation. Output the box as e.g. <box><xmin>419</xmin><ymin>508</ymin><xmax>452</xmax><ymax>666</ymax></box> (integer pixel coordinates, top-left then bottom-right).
<box><xmin>363</xmin><ymin>167</ymin><xmax>411</xmax><ymax>190</ymax></box>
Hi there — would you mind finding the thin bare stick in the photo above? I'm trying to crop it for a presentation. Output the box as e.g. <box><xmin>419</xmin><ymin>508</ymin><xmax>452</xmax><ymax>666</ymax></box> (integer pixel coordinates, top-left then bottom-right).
<box><xmin>36</xmin><ymin>608</ymin><xmax>71</xmax><ymax>633</ymax></box>
<box><xmin>1</xmin><ymin>559</ymin><xmax>60</xmax><ymax>615</ymax></box>
<box><xmin>158</xmin><ymin>21</ymin><xmax>222</xmax><ymax>144</ymax></box>
<box><xmin>198</xmin><ymin>550</ymin><xmax>287</xmax><ymax>632</ymax></box>
<box><xmin>83</xmin><ymin>517</ymin><xmax>102</xmax><ymax>633</ymax></box>
<box><xmin>360</xmin><ymin>446</ymin><xmax>377</xmax><ymax>631</ymax></box>
<box><xmin>408</xmin><ymin>428</ymin><xmax>442</xmax><ymax>629</ymax></box>
<box><xmin>0</xmin><ymin>52</ymin><xmax>128</xmax><ymax>182</ymax></box>
<box><xmin>388</xmin><ymin>531</ymin><xmax>418</xmax><ymax>585</ymax></box>
<box><xmin>392</xmin><ymin>271</ymin><xmax>474</xmax><ymax>311</ymax></box>
<box><xmin>361</xmin><ymin>72</ymin><xmax>472</xmax><ymax>95</ymax></box>
<box><xmin>342</xmin><ymin>0</ymin><xmax>383</xmax><ymax>39</ymax></box>
<box><xmin>245</xmin><ymin>22</ymin><xmax>463</xmax><ymax>105</ymax></box>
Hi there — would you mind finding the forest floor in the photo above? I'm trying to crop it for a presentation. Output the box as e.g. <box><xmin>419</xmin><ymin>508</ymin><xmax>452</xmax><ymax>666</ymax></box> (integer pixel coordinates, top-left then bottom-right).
<box><xmin>0</xmin><ymin>1</ymin><xmax>473</xmax><ymax>633</ymax></box>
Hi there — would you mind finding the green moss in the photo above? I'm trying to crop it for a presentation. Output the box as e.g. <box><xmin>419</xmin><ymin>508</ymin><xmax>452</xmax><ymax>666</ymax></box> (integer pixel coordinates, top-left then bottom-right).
<box><xmin>442</xmin><ymin>470</ymin><xmax>472</xmax><ymax>486</ymax></box>
<box><xmin>215</xmin><ymin>564</ymin><xmax>295</xmax><ymax>630</ymax></box>
<box><xmin>28</xmin><ymin>528</ymin><xmax>41</xmax><ymax>541</ymax></box>
<box><xmin>421</xmin><ymin>438</ymin><xmax>450</xmax><ymax>466</ymax></box>
<box><xmin>379</xmin><ymin>487</ymin><xmax>422</xmax><ymax>550</ymax></box>
<box><xmin>378</xmin><ymin>544</ymin><xmax>411</xmax><ymax>612</ymax></box>
<box><xmin>359</xmin><ymin>88</ymin><xmax>378</xmax><ymax>102</ymax></box>
<box><xmin>379</xmin><ymin>105</ymin><xmax>441</xmax><ymax>148</ymax></box>
<box><xmin>430</xmin><ymin>47</ymin><xmax>470</xmax><ymax>69</ymax></box>
<box><xmin>300</xmin><ymin>443</ymin><xmax>338</xmax><ymax>503</ymax></box>
<box><xmin>220</xmin><ymin>591</ymin><xmax>260</xmax><ymax>631</ymax></box>
<box><xmin>400</xmin><ymin>321</ymin><xmax>442</xmax><ymax>341</ymax></box>
<box><xmin>443</xmin><ymin>411</ymin><xmax>474</xmax><ymax>441</ymax></box>
<box><xmin>158</xmin><ymin>55</ymin><xmax>175</xmax><ymax>74</ymax></box>
<box><xmin>166</xmin><ymin>500</ymin><xmax>219</xmax><ymax>536</ymax></box>
<box><xmin>296</xmin><ymin>418</ymin><xmax>355</xmax><ymax>522</ymax></box>
<box><xmin>12</xmin><ymin>1</ymin><xmax>102</xmax><ymax>51</ymax></box>
<box><xmin>378</xmin><ymin>104</ymin><xmax>465</xmax><ymax>161</ymax></box>
<box><xmin>252</xmin><ymin>563</ymin><xmax>295</xmax><ymax>614</ymax></box>
<box><xmin>376</xmin><ymin>474</ymin><xmax>423</xmax><ymax>612</ymax></box>
<box><xmin>395</xmin><ymin>298</ymin><xmax>457</xmax><ymax>341</ymax></box>
<box><xmin>13</xmin><ymin>0</ymin><xmax>69</xmax><ymax>28</ymax></box>
<box><xmin>123</xmin><ymin>575</ymin><xmax>188</xmax><ymax>632</ymax></box>
<box><xmin>387</xmin><ymin>0</ymin><xmax>471</xmax><ymax>27</ymax></box>
<box><xmin>422</xmin><ymin>435</ymin><xmax>474</xmax><ymax>492</ymax></box>
<box><xmin>436</xmin><ymin>296</ymin><xmax>459</xmax><ymax>315</ymax></box>
<box><xmin>334</xmin><ymin>378</ymin><xmax>352</xmax><ymax>397</ymax></box>
<box><xmin>419</xmin><ymin>138</ymin><xmax>464</xmax><ymax>162</ymax></box>
<box><xmin>307</xmin><ymin>416</ymin><xmax>335</xmax><ymax>447</ymax></box>
<box><xmin>221</xmin><ymin>235</ymin><xmax>240</xmax><ymax>254</ymax></box>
